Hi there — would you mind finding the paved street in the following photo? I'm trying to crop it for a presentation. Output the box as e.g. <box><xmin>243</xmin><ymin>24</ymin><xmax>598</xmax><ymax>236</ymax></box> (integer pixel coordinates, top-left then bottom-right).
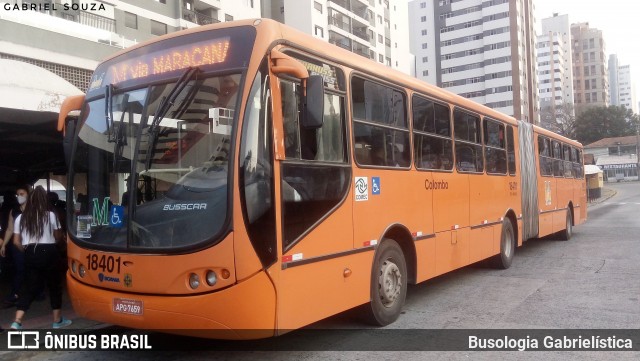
<box><xmin>1</xmin><ymin>182</ymin><xmax>639</xmax><ymax>360</ymax></box>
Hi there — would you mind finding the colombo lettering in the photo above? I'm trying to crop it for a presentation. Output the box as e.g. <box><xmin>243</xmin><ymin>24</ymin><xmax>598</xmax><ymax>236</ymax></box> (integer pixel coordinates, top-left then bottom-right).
<box><xmin>425</xmin><ymin>179</ymin><xmax>449</xmax><ymax>190</ymax></box>
<box><xmin>163</xmin><ymin>203</ymin><xmax>207</xmax><ymax>211</ymax></box>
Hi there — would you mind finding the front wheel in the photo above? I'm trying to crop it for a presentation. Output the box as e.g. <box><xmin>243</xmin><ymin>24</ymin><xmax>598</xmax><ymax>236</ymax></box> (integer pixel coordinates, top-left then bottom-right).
<box><xmin>490</xmin><ymin>219</ymin><xmax>515</xmax><ymax>269</ymax></box>
<box><xmin>362</xmin><ymin>239</ymin><xmax>407</xmax><ymax>326</ymax></box>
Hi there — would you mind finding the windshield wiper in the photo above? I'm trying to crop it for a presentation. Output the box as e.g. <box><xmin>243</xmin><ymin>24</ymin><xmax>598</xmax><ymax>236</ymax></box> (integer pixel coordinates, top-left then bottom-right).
<box><xmin>105</xmin><ymin>84</ymin><xmax>115</xmax><ymax>142</ymax></box>
<box><xmin>112</xmin><ymin>93</ymin><xmax>130</xmax><ymax>170</ymax></box>
<box><xmin>144</xmin><ymin>66</ymin><xmax>200</xmax><ymax>170</ymax></box>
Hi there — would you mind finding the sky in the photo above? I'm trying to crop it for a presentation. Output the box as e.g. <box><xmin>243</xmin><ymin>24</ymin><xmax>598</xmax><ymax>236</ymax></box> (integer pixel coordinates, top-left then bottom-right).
<box><xmin>535</xmin><ymin>0</ymin><xmax>640</xmax><ymax>87</ymax></box>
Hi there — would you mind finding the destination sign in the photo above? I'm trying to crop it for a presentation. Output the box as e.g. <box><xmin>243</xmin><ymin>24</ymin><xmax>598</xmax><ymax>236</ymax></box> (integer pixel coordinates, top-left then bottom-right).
<box><xmin>89</xmin><ymin>37</ymin><xmax>230</xmax><ymax>91</ymax></box>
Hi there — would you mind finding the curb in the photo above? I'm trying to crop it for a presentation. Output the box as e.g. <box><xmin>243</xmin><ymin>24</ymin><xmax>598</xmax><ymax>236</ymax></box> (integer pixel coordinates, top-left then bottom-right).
<box><xmin>587</xmin><ymin>188</ymin><xmax>617</xmax><ymax>207</ymax></box>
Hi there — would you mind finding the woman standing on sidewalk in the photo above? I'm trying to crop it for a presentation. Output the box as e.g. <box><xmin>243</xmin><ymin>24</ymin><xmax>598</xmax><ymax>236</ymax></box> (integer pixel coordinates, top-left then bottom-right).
<box><xmin>9</xmin><ymin>186</ymin><xmax>71</xmax><ymax>330</ymax></box>
<box><xmin>1</xmin><ymin>185</ymin><xmax>30</xmax><ymax>307</ymax></box>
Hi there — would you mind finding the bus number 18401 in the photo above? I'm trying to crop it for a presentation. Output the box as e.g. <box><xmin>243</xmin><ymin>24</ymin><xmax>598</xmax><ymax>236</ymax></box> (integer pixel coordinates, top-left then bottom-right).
<box><xmin>86</xmin><ymin>253</ymin><xmax>122</xmax><ymax>274</ymax></box>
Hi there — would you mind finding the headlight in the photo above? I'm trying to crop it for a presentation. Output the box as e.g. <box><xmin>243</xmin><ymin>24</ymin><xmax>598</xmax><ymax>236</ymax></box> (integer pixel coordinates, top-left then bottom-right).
<box><xmin>189</xmin><ymin>273</ymin><xmax>200</xmax><ymax>289</ymax></box>
<box><xmin>79</xmin><ymin>265</ymin><xmax>86</xmax><ymax>278</ymax></box>
<box><xmin>71</xmin><ymin>261</ymin><xmax>77</xmax><ymax>274</ymax></box>
<box><xmin>205</xmin><ymin>270</ymin><xmax>217</xmax><ymax>286</ymax></box>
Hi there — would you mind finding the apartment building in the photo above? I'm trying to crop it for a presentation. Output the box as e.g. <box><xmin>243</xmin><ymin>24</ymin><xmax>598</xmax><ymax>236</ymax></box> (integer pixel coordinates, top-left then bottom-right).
<box><xmin>264</xmin><ymin>0</ymin><xmax>411</xmax><ymax>74</ymax></box>
<box><xmin>408</xmin><ymin>0</ymin><xmax>437</xmax><ymax>84</ymax></box>
<box><xmin>0</xmin><ymin>0</ymin><xmax>260</xmax><ymax>91</ymax></box>
<box><xmin>538</xmin><ymin>14</ymin><xmax>574</xmax><ymax>109</ymax></box>
<box><xmin>608</xmin><ymin>54</ymin><xmax>620</xmax><ymax>106</ymax></box>
<box><xmin>570</xmin><ymin>22</ymin><xmax>609</xmax><ymax>115</ymax></box>
<box><xmin>618</xmin><ymin>65</ymin><xmax>638</xmax><ymax>114</ymax></box>
<box><xmin>408</xmin><ymin>0</ymin><xmax>539</xmax><ymax>123</ymax></box>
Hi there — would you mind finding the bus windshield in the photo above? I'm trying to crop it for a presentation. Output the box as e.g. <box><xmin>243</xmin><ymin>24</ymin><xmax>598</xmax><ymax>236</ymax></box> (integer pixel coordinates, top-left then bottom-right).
<box><xmin>69</xmin><ymin>73</ymin><xmax>241</xmax><ymax>251</ymax></box>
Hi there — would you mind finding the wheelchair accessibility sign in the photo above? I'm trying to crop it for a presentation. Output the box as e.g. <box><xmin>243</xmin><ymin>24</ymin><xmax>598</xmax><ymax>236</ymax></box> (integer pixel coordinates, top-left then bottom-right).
<box><xmin>372</xmin><ymin>177</ymin><xmax>381</xmax><ymax>195</ymax></box>
<box><xmin>110</xmin><ymin>205</ymin><xmax>124</xmax><ymax>228</ymax></box>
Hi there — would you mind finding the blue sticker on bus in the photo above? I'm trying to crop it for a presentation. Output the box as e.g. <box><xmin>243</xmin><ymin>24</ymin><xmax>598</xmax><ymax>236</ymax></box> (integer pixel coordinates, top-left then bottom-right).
<box><xmin>110</xmin><ymin>205</ymin><xmax>124</xmax><ymax>228</ymax></box>
<box><xmin>372</xmin><ymin>177</ymin><xmax>381</xmax><ymax>195</ymax></box>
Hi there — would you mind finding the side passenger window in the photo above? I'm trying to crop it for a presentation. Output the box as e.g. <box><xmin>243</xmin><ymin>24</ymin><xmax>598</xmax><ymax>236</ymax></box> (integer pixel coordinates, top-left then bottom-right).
<box><xmin>538</xmin><ymin>136</ymin><xmax>553</xmax><ymax>176</ymax></box>
<box><xmin>552</xmin><ymin>140</ymin><xmax>563</xmax><ymax>177</ymax></box>
<box><xmin>483</xmin><ymin>118</ymin><xmax>507</xmax><ymax>174</ymax></box>
<box><xmin>352</xmin><ymin>76</ymin><xmax>410</xmax><ymax>168</ymax></box>
<box><xmin>413</xmin><ymin>96</ymin><xmax>453</xmax><ymax>170</ymax></box>
<box><xmin>507</xmin><ymin>125</ymin><xmax>516</xmax><ymax>175</ymax></box>
<box><xmin>454</xmin><ymin>109</ymin><xmax>483</xmax><ymax>173</ymax></box>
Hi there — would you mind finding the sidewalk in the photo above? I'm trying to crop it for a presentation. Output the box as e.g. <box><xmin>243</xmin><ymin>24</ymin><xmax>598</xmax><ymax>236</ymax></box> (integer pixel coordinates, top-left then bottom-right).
<box><xmin>0</xmin><ymin>274</ymin><xmax>106</xmax><ymax>331</ymax></box>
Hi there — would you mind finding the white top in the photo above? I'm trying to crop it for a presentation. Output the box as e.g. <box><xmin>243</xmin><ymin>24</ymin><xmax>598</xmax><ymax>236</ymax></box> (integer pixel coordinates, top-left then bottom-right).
<box><xmin>14</xmin><ymin>212</ymin><xmax>60</xmax><ymax>246</ymax></box>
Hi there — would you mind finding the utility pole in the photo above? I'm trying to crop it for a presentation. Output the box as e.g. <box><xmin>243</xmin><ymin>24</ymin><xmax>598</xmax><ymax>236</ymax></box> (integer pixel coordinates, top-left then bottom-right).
<box><xmin>636</xmin><ymin>124</ymin><xmax>640</xmax><ymax>181</ymax></box>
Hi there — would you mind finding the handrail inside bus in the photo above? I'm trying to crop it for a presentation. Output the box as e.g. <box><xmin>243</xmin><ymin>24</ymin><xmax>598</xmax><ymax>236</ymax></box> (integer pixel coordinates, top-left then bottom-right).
<box><xmin>57</xmin><ymin>94</ymin><xmax>85</xmax><ymax>132</ymax></box>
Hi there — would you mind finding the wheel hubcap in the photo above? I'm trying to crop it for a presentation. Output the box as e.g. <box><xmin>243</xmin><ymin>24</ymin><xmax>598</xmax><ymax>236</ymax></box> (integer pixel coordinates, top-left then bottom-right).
<box><xmin>503</xmin><ymin>228</ymin><xmax>513</xmax><ymax>258</ymax></box>
<box><xmin>379</xmin><ymin>260</ymin><xmax>401</xmax><ymax>306</ymax></box>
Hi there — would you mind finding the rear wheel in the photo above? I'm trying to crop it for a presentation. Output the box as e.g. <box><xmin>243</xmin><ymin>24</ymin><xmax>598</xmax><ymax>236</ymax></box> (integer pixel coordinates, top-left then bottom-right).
<box><xmin>490</xmin><ymin>219</ymin><xmax>515</xmax><ymax>269</ymax></box>
<box><xmin>559</xmin><ymin>209</ymin><xmax>573</xmax><ymax>241</ymax></box>
<box><xmin>362</xmin><ymin>239</ymin><xmax>407</xmax><ymax>326</ymax></box>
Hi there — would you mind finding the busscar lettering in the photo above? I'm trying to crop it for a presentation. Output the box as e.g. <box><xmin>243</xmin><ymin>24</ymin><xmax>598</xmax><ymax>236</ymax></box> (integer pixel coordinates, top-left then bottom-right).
<box><xmin>162</xmin><ymin>203</ymin><xmax>208</xmax><ymax>211</ymax></box>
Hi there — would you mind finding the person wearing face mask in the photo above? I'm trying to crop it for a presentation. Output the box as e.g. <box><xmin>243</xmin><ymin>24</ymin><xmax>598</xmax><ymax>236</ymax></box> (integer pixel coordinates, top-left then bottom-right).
<box><xmin>1</xmin><ymin>185</ymin><xmax>31</xmax><ymax>307</ymax></box>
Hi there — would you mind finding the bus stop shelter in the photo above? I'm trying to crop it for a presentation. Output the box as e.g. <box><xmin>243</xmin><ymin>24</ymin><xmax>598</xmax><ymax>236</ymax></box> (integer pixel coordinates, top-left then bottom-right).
<box><xmin>0</xmin><ymin>59</ymin><xmax>83</xmax><ymax>193</ymax></box>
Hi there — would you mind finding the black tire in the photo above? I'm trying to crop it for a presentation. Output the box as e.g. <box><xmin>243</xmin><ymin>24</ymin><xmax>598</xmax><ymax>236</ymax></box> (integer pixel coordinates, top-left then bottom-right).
<box><xmin>362</xmin><ymin>239</ymin><xmax>407</xmax><ymax>326</ymax></box>
<box><xmin>559</xmin><ymin>209</ymin><xmax>573</xmax><ymax>241</ymax></box>
<box><xmin>490</xmin><ymin>219</ymin><xmax>515</xmax><ymax>269</ymax></box>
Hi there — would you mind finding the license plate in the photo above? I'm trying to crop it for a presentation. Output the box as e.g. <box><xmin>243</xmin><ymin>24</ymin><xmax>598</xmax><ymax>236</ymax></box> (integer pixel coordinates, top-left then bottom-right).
<box><xmin>113</xmin><ymin>298</ymin><xmax>143</xmax><ymax>316</ymax></box>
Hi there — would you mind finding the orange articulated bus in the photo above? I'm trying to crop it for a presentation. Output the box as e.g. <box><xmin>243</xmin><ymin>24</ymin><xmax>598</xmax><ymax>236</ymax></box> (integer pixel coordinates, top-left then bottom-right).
<box><xmin>57</xmin><ymin>19</ymin><xmax>586</xmax><ymax>339</ymax></box>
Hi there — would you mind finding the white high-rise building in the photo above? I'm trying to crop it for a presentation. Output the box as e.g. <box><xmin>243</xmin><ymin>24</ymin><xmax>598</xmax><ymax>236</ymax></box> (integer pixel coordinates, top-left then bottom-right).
<box><xmin>408</xmin><ymin>0</ymin><xmax>437</xmax><ymax>84</ymax></box>
<box><xmin>408</xmin><ymin>0</ymin><xmax>539</xmax><ymax>123</ymax></box>
<box><xmin>265</xmin><ymin>0</ymin><xmax>411</xmax><ymax>74</ymax></box>
<box><xmin>618</xmin><ymin>65</ymin><xmax>638</xmax><ymax>114</ymax></box>
<box><xmin>536</xmin><ymin>33</ymin><xmax>568</xmax><ymax>110</ymax></box>
<box><xmin>539</xmin><ymin>14</ymin><xmax>574</xmax><ymax>110</ymax></box>
<box><xmin>609</xmin><ymin>54</ymin><xmax>620</xmax><ymax>106</ymax></box>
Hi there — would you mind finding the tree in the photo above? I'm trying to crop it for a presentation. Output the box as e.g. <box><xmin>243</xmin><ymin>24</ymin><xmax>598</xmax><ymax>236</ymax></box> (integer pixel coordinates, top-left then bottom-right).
<box><xmin>539</xmin><ymin>103</ymin><xmax>577</xmax><ymax>139</ymax></box>
<box><xmin>574</xmin><ymin>105</ymin><xmax>639</xmax><ymax>144</ymax></box>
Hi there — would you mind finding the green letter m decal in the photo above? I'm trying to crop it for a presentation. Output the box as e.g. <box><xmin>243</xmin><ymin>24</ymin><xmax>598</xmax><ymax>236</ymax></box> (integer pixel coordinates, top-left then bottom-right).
<box><xmin>92</xmin><ymin>197</ymin><xmax>111</xmax><ymax>226</ymax></box>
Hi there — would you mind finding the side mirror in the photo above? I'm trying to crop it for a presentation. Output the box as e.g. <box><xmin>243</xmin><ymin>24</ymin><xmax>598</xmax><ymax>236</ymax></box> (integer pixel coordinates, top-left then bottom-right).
<box><xmin>269</xmin><ymin>49</ymin><xmax>324</xmax><ymax>129</ymax></box>
<box><xmin>301</xmin><ymin>75</ymin><xmax>324</xmax><ymax>129</ymax></box>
